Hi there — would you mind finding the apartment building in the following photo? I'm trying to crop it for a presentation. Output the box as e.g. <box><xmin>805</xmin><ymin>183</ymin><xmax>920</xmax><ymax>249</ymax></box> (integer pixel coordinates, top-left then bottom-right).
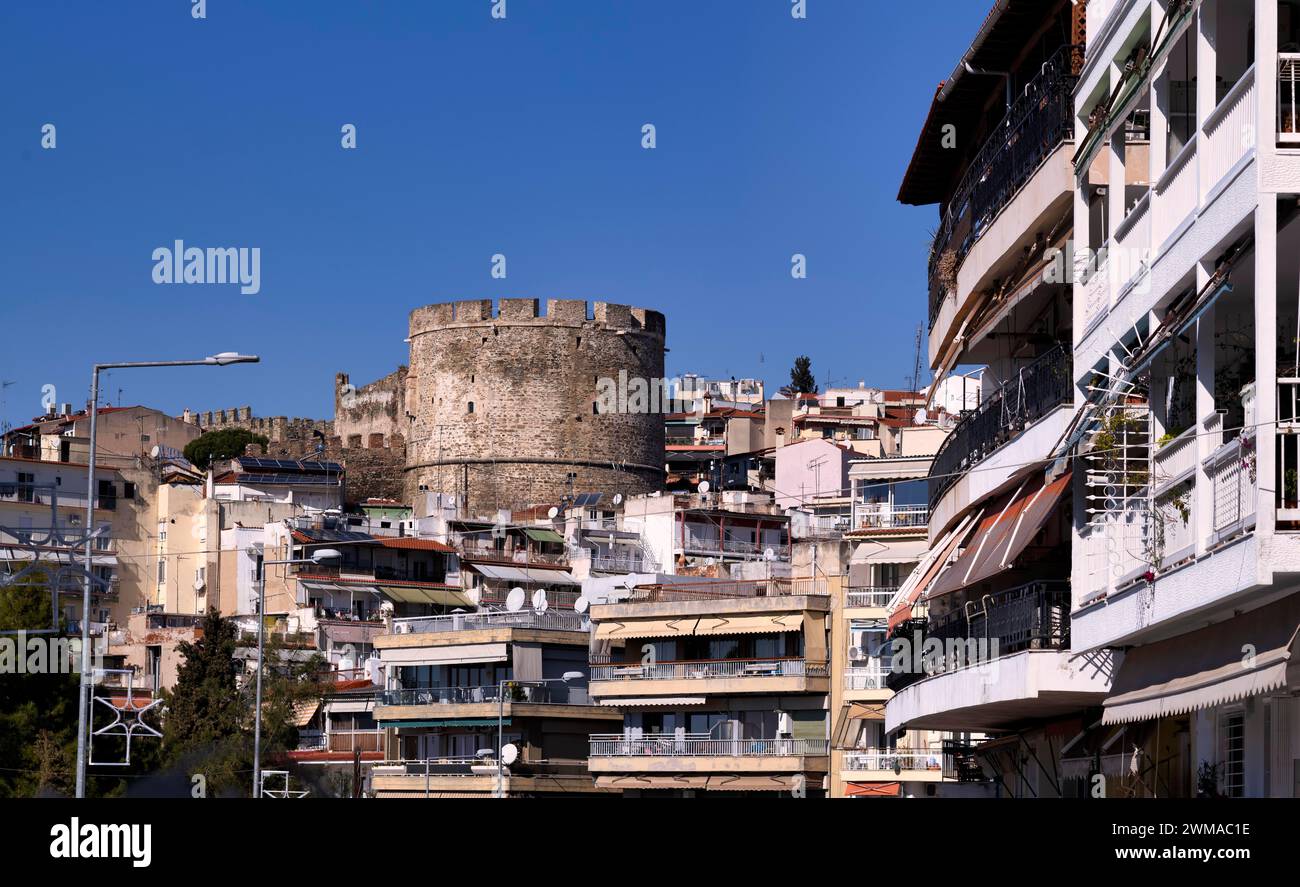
<box><xmin>623</xmin><ymin>490</ymin><xmax>792</xmax><ymax>579</ymax></box>
<box><xmin>368</xmin><ymin>607</ymin><xmax>619</xmax><ymax>797</ymax></box>
<box><xmin>884</xmin><ymin>0</ymin><xmax>1111</xmax><ymax>798</ymax></box>
<box><xmin>1066</xmin><ymin>0</ymin><xmax>1300</xmax><ymax>798</ymax></box>
<box><xmin>0</xmin><ymin>456</ymin><xmax>121</xmax><ymax>635</ymax></box>
<box><xmin>585</xmin><ymin>576</ymin><xmax>832</xmax><ymax>796</ymax></box>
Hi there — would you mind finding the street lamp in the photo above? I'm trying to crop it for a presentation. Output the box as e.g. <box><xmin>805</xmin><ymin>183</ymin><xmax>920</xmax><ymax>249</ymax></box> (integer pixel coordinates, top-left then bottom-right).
<box><xmin>251</xmin><ymin>545</ymin><xmax>342</xmax><ymax>798</ymax></box>
<box><xmin>75</xmin><ymin>353</ymin><xmax>259</xmax><ymax>799</ymax></box>
<box><xmin>496</xmin><ymin>670</ymin><xmax>584</xmax><ymax>798</ymax></box>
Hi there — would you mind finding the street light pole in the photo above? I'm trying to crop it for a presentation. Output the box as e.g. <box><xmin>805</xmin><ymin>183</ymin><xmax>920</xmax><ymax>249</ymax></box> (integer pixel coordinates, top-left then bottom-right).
<box><xmin>495</xmin><ymin>671</ymin><xmax>583</xmax><ymax>798</ymax></box>
<box><xmin>251</xmin><ymin>546</ymin><xmax>340</xmax><ymax>798</ymax></box>
<box><xmin>75</xmin><ymin>353</ymin><xmax>258</xmax><ymax>799</ymax></box>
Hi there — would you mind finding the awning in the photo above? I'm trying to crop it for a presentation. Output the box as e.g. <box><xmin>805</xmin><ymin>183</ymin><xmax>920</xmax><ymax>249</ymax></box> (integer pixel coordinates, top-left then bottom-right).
<box><xmin>594</xmin><ymin>775</ymin><xmax>709</xmax><ymax>790</ymax></box>
<box><xmin>597</xmin><ymin>697</ymin><xmax>707</xmax><ymax>707</ymax></box>
<box><xmin>594</xmin><ymin>618</ymin><xmax>698</xmax><ymax>640</ymax></box>
<box><xmin>522</xmin><ymin>568</ymin><xmax>580</xmax><ymax>586</ymax></box>
<box><xmin>523</xmin><ymin>528</ymin><xmax>565</xmax><ymax>544</ymax></box>
<box><xmin>379</xmin><ymin>585</ymin><xmax>471</xmax><ymax>607</ymax></box>
<box><xmin>888</xmin><ymin>512</ymin><xmax>980</xmax><ymax>628</ymax></box>
<box><xmin>705</xmin><ymin>775</ymin><xmax>798</xmax><ymax>792</ymax></box>
<box><xmin>693</xmin><ymin>613</ymin><xmax>803</xmax><ymax>636</ymax></box>
<box><xmin>1103</xmin><ymin>593</ymin><xmax>1300</xmax><ymax>724</ymax></box>
<box><xmin>845</xmin><ymin>781</ymin><xmax>901</xmax><ymax>797</ymax></box>
<box><xmin>325</xmin><ymin>699</ymin><xmax>375</xmax><ymax>714</ymax></box>
<box><xmin>925</xmin><ymin>472</ymin><xmax>1069</xmax><ymax>600</ymax></box>
<box><xmin>470</xmin><ymin>564</ymin><xmax>532</xmax><ymax>583</ymax></box>
<box><xmin>851</xmin><ymin>538</ymin><xmax>929</xmax><ymax>565</ymax></box>
<box><xmin>292</xmin><ymin>699</ymin><xmax>320</xmax><ymax>727</ymax></box>
<box><xmin>379</xmin><ymin>642</ymin><xmax>508</xmax><ymax>666</ymax></box>
<box><xmin>832</xmin><ymin>703</ymin><xmax>886</xmax><ymax>747</ymax></box>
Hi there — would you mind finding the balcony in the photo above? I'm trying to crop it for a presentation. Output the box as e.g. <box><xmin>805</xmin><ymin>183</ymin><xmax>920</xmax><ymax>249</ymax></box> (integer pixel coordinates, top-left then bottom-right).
<box><xmin>381</xmin><ymin>682</ymin><xmax>588</xmax><ymax>706</ymax></box>
<box><xmin>590</xmin><ymin>656</ymin><xmax>826</xmax><ymax>682</ymax></box>
<box><xmin>389</xmin><ymin>609</ymin><xmax>585</xmax><ymax>635</ymax></box>
<box><xmin>370</xmin><ymin>757</ymin><xmax>607</xmax><ymax>796</ymax></box>
<box><xmin>588</xmin><ymin>552</ymin><xmax>660</xmax><ymax>573</ymax></box>
<box><xmin>928</xmin><ymin>344</ymin><xmax>1073</xmax><ymax>509</ymax></box>
<box><xmin>624</xmin><ymin>577</ymin><xmax>827</xmax><ymax>605</ymax></box>
<box><xmin>842</xmin><ymin>747</ymin><xmax>944</xmax><ymax>780</ymax></box>
<box><xmin>589</xmin><ymin>734</ymin><xmax>829</xmax><ymax>759</ymax></box>
<box><xmin>884</xmin><ymin>582</ymin><xmax>1112</xmax><ymax>733</ymax></box>
<box><xmin>477</xmin><ymin>586</ymin><xmax>582</xmax><ymax>610</ymax></box>
<box><xmin>927</xmin><ymin>45</ymin><xmax>1079</xmax><ymax>326</ymax></box>
<box><xmin>845</xmin><ymin>586</ymin><xmax>896</xmax><ymax>609</ymax></box>
<box><xmin>852</xmin><ymin>503</ymin><xmax>927</xmax><ymax>531</ymax></box>
<box><xmin>1282</xmin><ymin>54</ymin><xmax>1300</xmax><ymax>145</ymax></box>
<box><xmin>294</xmin><ymin>729</ymin><xmax>384</xmax><ymax>755</ymax></box>
<box><xmin>460</xmin><ymin>541</ymin><xmax>569</xmax><ymax>567</ymax></box>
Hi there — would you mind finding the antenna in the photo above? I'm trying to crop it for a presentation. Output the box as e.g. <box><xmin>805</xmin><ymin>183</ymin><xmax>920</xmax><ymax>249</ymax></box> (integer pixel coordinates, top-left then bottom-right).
<box><xmin>908</xmin><ymin>323</ymin><xmax>925</xmax><ymax>392</ymax></box>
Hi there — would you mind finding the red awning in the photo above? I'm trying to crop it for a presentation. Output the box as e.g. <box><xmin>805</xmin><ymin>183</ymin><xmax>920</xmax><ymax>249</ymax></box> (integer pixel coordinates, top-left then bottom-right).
<box><xmin>846</xmin><ymin>781</ymin><xmax>901</xmax><ymax>797</ymax></box>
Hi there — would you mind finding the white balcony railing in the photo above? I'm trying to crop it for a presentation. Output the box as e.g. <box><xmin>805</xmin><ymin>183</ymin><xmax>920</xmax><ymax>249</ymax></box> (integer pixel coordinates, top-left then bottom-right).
<box><xmin>853</xmin><ymin>503</ymin><xmax>928</xmax><ymax>530</ymax></box>
<box><xmin>842</xmin><ymin>748</ymin><xmax>943</xmax><ymax>773</ymax></box>
<box><xmin>844</xmin><ymin>663</ymin><xmax>888</xmax><ymax>691</ymax></box>
<box><xmin>1201</xmin><ymin>65</ymin><xmax>1255</xmax><ymax>199</ymax></box>
<box><xmin>1152</xmin><ymin>135</ymin><xmax>1198</xmax><ymax>249</ymax></box>
<box><xmin>590</xmin><ymin>657</ymin><xmax>827</xmax><ymax>682</ymax></box>
<box><xmin>845</xmin><ymin>587</ymin><xmax>896</xmax><ymax>608</ymax></box>
<box><xmin>589</xmin><ymin>734</ymin><xmax>829</xmax><ymax>758</ymax></box>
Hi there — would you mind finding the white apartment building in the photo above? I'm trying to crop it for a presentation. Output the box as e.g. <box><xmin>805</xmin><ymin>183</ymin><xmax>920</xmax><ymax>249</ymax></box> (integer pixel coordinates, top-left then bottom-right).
<box><xmin>1068</xmin><ymin>0</ymin><xmax>1300</xmax><ymax>798</ymax></box>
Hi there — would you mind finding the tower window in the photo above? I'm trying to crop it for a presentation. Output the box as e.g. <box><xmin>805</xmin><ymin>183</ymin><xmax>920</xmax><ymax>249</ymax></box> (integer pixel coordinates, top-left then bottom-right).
<box><xmin>467</xmin><ymin>402</ymin><xmax>475</xmax><ymax>414</ymax></box>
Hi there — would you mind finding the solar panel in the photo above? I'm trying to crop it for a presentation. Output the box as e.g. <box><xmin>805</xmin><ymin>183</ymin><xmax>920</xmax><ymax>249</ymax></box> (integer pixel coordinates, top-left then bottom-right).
<box><xmin>238</xmin><ymin>473</ymin><xmax>338</xmax><ymax>485</ymax></box>
<box><xmin>573</xmin><ymin>492</ymin><xmax>604</xmax><ymax>507</ymax></box>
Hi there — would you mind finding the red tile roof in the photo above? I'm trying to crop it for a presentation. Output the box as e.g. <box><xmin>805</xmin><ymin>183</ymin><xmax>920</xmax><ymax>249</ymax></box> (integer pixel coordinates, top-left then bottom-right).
<box><xmin>378</xmin><ymin>537</ymin><xmax>455</xmax><ymax>553</ymax></box>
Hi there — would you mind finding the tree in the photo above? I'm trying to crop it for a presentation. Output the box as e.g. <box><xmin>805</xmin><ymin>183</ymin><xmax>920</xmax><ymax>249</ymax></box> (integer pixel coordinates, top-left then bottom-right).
<box><xmin>161</xmin><ymin>608</ymin><xmax>248</xmax><ymax>794</ymax></box>
<box><xmin>183</xmin><ymin>428</ymin><xmax>269</xmax><ymax>470</ymax></box>
<box><xmin>789</xmin><ymin>356</ymin><xmax>817</xmax><ymax>395</ymax></box>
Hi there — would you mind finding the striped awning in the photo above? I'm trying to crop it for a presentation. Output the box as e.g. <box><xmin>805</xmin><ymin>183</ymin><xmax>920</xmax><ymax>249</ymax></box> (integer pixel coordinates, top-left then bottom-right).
<box><xmin>693</xmin><ymin>613</ymin><xmax>803</xmax><ymax>636</ymax></box>
<box><xmin>597</xmin><ymin>696</ymin><xmax>706</xmax><ymax>707</ymax></box>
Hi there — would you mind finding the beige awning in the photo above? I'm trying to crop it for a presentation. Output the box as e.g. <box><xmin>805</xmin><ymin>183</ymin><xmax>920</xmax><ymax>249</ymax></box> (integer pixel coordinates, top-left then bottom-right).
<box><xmin>594</xmin><ymin>618</ymin><xmax>698</xmax><ymax>640</ymax></box>
<box><xmin>705</xmin><ymin>775</ymin><xmax>798</xmax><ymax>791</ymax></box>
<box><xmin>597</xmin><ymin>696</ymin><xmax>707</xmax><ymax>707</ymax></box>
<box><xmin>380</xmin><ymin>585</ymin><xmax>471</xmax><ymax>607</ymax></box>
<box><xmin>832</xmin><ymin>702</ymin><xmax>886</xmax><ymax>747</ymax></box>
<box><xmin>594</xmin><ymin>775</ymin><xmax>710</xmax><ymax>790</ymax></box>
<box><xmin>379</xmin><ymin>642</ymin><xmax>508</xmax><ymax>667</ymax></box>
<box><xmin>292</xmin><ymin>699</ymin><xmax>320</xmax><ymax>727</ymax></box>
<box><xmin>693</xmin><ymin>613</ymin><xmax>803</xmax><ymax>636</ymax></box>
<box><xmin>851</xmin><ymin>538</ymin><xmax>929</xmax><ymax>564</ymax></box>
<box><xmin>1103</xmin><ymin>594</ymin><xmax>1300</xmax><ymax>725</ymax></box>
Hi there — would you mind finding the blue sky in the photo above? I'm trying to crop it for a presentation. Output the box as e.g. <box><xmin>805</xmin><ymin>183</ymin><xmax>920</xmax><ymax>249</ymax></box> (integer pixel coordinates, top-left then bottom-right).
<box><xmin>0</xmin><ymin>0</ymin><xmax>986</xmax><ymax>431</ymax></box>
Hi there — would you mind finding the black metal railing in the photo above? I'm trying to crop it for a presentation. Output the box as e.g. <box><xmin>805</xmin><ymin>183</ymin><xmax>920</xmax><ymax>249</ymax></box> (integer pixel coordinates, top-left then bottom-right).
<box><xmin>928</xmin><ymin>45</ymin><xmax>1080</xmax><ymax>326</ymax></box>
<box><xmin>884</xmin><ymin>582</ymin><xmax>1070</xmax><ymax>691</ymax></box>
<box><xmin>942</xmin><ymin>739</ymin><xmax>988</xmax><ymax>783</ymax></box>
<box><xmin>928</xmin><ymin>344</ymin><xmax>1072</xmax><ymax>508</ymax></box>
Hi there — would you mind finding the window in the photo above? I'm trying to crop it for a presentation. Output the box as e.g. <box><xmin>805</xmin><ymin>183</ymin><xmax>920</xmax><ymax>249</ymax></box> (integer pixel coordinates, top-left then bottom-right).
<box><xmin>16</xmin><ymin>472</ymin><xmax>34</xmax><ymax>503</ymax></box>
<box><xmin>1219</xmin><ymin>710</ymin><xmax>1245</xmax><ymax>798</ymax></box>
<box><xmin>123</xmin><ymin>482</ymin><xmax>136</xmax><ymax>500</ymax></box>
<box><xmin>157</xmin><ymin>559</ymin><xmax>166</xmax><ymax>586</ymax></box>
<box><xmin>467</xmin><ymin>402</ymin><xmax>475</xmax><ymax>414</ymax></box>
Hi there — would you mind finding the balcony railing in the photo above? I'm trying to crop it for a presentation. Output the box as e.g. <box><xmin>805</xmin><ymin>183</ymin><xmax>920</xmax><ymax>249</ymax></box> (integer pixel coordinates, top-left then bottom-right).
<box><xmin>844</xmin><ymin>663</ymin><xmax>888</xmax><ymax>691</ymax></box>
<box><xmin>295</xmin><ymin>729</ymin><xmax>384</xmax><ymax>754</ymax></box>
<box><xmin>927</xmin><ymin>45</ymin><xmax>1080</xmax><ymax>324</ymax></box>
<box><xmin>478</xmin><ymin>586</ymin><xmax>582</xmax><ymax>610</ymax></box>
<box><xmin>588</xmin><ymin>553</ymin><xmax>660</xmax><ymax>573</ymax></box>
<box><xmin>625</xmin><ymin>577</ymin><xmax>827</xmax><ymax>604</ymax></box>
<box><xmin>928</xmin><ymin>344</ymin><xmax>1073</xmax><ymax>508</ymax></box>
<box><xmin>382</xmin><ymin>682</ymin><xmax>588</xmax><ymax>706</ymax></box>
<box><xmin>853</xmin><ymin>503</ymin><xmax>928</xmax><ymax>530</ymax></box>
<box><xmin>589</xmin><ymin>734</ymin><xmax>829</xmax><ymax>758</ymax></box>
<box><xmin>845</xmin><ymin>586</ymin><xmax>896</xmax><ymax>608</ymax></box>
<box><xmin>390</xmin><ymin>609</ymin><xmax>585</xmax><ymax>635</ymax></box>
<box><xmin>460</xmin><ymin>542</ymin><xmax>569</xmax><ymax>566</ymax></box>
<box><xmin>842</xmin><ymin>747</ymin><xmax>943</xmax><ymax>772</ymax></box>
<box><xmin>589</xmin><ymin>656</ymin><xmax>827</xmax><ymax>682</ymax></box>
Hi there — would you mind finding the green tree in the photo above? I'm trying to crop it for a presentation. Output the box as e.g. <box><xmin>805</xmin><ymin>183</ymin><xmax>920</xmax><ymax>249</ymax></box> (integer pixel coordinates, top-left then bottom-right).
<box><xmin>161</xmin><ymin>608</ymin><xmax>248</xmax><ymax>794</ymax></box>
<box><xmin>183</xmin><ymin>428</ymin><xmax>269</xmax><ymax>470</ymax></box>
<box><xmin>789</xmin><ymin>355</ymin><xmax>817</xmax><ymax>395</ymax></box>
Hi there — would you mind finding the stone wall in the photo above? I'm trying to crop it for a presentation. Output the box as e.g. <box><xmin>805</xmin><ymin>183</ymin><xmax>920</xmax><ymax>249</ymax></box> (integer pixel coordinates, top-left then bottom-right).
<box><xmin>404</xmin><ymin>298</ymin><xmax>666</xmax><ymax>514</ymax></box>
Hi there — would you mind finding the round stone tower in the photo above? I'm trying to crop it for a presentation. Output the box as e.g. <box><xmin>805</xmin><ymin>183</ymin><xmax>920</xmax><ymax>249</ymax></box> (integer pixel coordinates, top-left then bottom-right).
<box><xmin>405</xmin><ymin>298</ymin><xmax>666</xmax><ymax>514</ymax></box>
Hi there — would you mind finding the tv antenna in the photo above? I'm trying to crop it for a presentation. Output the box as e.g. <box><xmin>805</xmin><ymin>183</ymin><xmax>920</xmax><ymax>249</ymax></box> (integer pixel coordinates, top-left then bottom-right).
<box><xmin>907</xmin><ymin>324</ymin><xmax>925</xmax><ymax>393</ymax></box>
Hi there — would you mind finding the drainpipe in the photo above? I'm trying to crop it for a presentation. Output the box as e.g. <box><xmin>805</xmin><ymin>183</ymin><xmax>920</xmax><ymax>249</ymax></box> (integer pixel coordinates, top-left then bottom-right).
<box><xmin>937</xmin><ymin>0</ymin><xmax>1012</xmax><ymax>105</ymax></box>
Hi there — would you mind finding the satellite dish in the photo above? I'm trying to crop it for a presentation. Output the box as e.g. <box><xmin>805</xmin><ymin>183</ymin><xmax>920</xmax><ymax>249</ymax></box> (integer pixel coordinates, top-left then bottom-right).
<box><xmin>612</xmin><ymin>493</ymin><xmax>624</xmax><ymax>506</ymax></box>
<box><xmin>500</xmin><ymin>743</ymin><xmax>519</xmax><ymax>766</ymax></box>
<box><xmin>505</xmin><ymin>587</ymin><xmax>526</xmax><ymax>612</ymax></box>
<box><xmin>697</xmin><ymin>481</ymin><xmax>710</xmax><ymax>494</ymax></box>
<box><xmin>150</xmin><ymin>445</ymin><xmax>162</xmax><ymax>460</ymax></box>
<box><xmin>193</xmin><ymin>577</ymin><xmax>206</xmax><ymax>591</ymax></box>
<box><xmin>764</xmin><ymin>548</ymin><xmax>777</xmax><ymax>562</ymax></box>
<box><xmin>914</xmin><ymin>408</ymin><xmax>928</xmax><ymax>425</ymax></box>
<box><xmin>532</xmin><ymin>589</ymin><xmax>549</xmax><ymax>613</ymax></box>
<box><xmin>547</xmin><ymin>506</ymin><xmax>560</xmax><ymax>519</ymax></box>
<box><xmin>574</xmin><ymin>596</ymin><xmax>590</xmax><ymax>614</ymax></box>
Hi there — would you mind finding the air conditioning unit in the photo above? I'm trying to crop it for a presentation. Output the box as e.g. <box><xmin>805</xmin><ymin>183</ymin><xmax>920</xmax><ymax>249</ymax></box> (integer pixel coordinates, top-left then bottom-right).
<box><xmin>395</xmin><ymin>623</ymin><xmax>413</xmax><ymax>635</ymax></box>
<box><xmin>848</xmin><ymin>646</ymin><xmax>864</xmax><ymax>661</ymax></box>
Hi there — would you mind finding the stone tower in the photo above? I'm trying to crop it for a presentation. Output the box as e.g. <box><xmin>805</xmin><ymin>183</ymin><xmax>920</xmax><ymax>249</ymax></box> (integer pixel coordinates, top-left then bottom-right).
<box><xmin>405</xmin><ymin>298</ymin><xmax>666</xmax><ymax>514</ymax></box>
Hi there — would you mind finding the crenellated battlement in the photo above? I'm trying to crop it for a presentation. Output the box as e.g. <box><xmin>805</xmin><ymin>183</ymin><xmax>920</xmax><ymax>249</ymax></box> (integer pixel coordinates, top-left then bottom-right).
<box><xmin>409</xmin><ymin>299</ymin><xmax>666</xmax><ymax>339</ymax></box>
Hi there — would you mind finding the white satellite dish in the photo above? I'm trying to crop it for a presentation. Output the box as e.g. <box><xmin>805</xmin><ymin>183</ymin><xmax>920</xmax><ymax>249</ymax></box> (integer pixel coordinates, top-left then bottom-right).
<box><xmin>914</xmin><ymin>408</ymin><xmax>928</xmax><ymax>425</ymax></box>
<box><xmin>697</xmin><ymin>480</ymin><xmax>710</xmax><ymax>494</ymax></box>
<box><xmin>150</xmin><ymin>445</ymin><xmax>162</xmax><ymax>460</ymax></box>
<box><xmin>505</xmin><ymin>587</ymin><xmax>526</xmax><ymax>612</ymax></box>
<box><xmin>574</xmin><ymin>596</ymin><xmax>590</xmax><ymax>614</ymax></box>
<box><xmin>764</xmin><ymin>547</ymin><xmax>777</xmax><ymax>561</ymax></box>
<box><xmin>532</xmin><ymin>589</ymin><xmax>549</xmax><ymax>613</ymax></box>
<box><xmin>612</xmin><ymin>493</ymin><xmax>624</xmax><ymax>506</ymax></box>
<box><xmin>547</xmin><ymin>506</ymin><xmax>560</xmax><ymax>519</ymax></box>
<box><xmin>193</xmin><ymin>577</ymin><xmax>206</xmax><ymax>591</ymax></box>
<box><xmin>500</xmin><ymin>743</ymin><xmax>519</xmax><ymax>766</ymax></box>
